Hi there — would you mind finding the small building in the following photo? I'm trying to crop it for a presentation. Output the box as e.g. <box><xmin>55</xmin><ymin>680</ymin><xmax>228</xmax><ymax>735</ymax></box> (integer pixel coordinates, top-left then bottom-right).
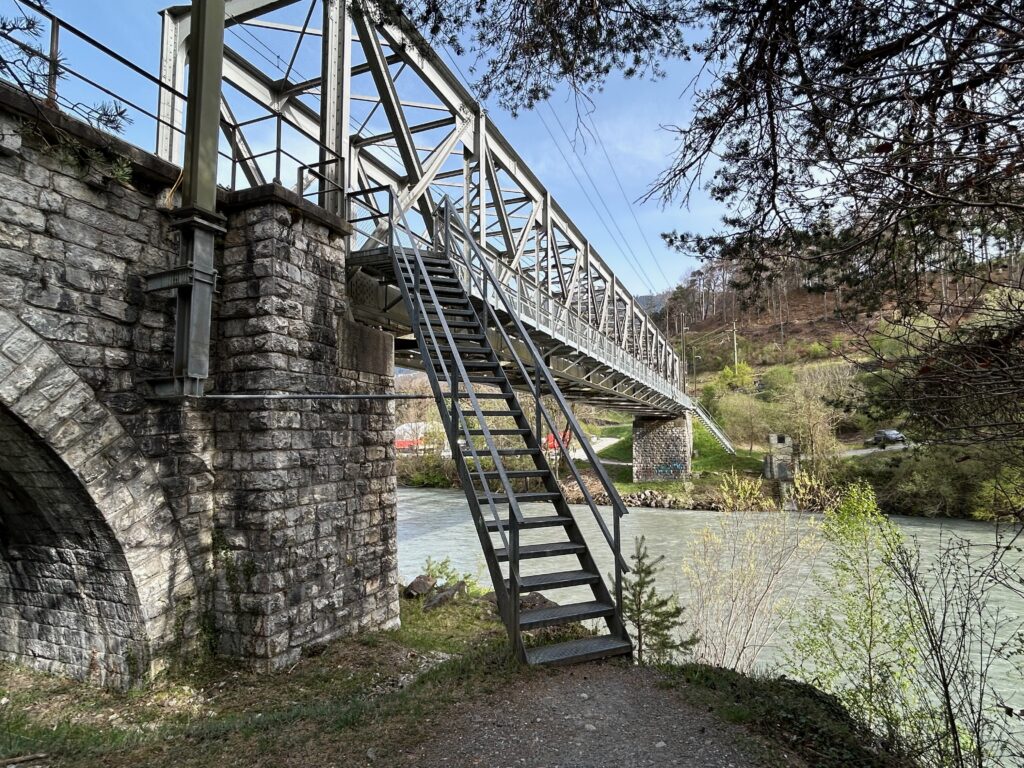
<box><xmin>763</xmin><ymin>434</ymin><xmax>800</xmax><ymax>481</ymax></box>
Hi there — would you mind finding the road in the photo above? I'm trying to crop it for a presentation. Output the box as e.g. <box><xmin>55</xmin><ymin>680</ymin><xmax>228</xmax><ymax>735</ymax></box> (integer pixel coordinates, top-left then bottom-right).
<box><xmin>841</xmin><ymin>442</ymin><xmax>911</xmax><ymax>458</ymax></box>
<box><xmin>569</xmin><ymin>435</ymin><xmax>621</xmax><ymax>461</ymax></box>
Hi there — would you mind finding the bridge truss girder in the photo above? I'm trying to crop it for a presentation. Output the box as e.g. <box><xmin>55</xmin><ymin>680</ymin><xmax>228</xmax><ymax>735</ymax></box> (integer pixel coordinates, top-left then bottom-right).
<box><xmin>157</xmin><ymin>0</ymin><xmax>695</xmax><ymax>418</ymax></box>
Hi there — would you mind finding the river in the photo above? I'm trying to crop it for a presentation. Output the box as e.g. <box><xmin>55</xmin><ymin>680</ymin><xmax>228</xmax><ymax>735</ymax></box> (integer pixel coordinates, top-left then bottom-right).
<box><xmin>397</xmin><ymin>486</ymin><xmax>1023</xmax><ymax>708</ymax></box>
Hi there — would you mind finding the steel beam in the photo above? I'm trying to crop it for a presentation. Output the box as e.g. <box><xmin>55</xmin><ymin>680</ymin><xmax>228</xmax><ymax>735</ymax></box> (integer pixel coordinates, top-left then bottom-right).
<box><xmin>149</xmin><ymin>0</ymin><xmax>226</xmax><ymax>398</ymax></box>
<box><xmin>155</xmin><ymin>0</ymin><xmax>694</xmax><ymax>416</ymax></box>
<box><xmin>319</xmin><ymin>0</ymin><xmax>349</xmax><ymax>214</ymax></box>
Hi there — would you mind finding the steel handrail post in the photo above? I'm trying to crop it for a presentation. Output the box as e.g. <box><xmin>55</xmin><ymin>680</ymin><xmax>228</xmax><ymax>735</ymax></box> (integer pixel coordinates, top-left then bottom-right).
<box><xmin>46</xmin><ymin>18</ymin><xmax>59</xmax><ymax>104</ymax></box>
<box><xmin>274</xmin><ymin>114</ymin><xmax>282</xmax><ymax>183</ymax></box>
<box><xmin>230</xmin><ymin>123</ymin><xmax>238</xmax><ymax>190</ymax></box>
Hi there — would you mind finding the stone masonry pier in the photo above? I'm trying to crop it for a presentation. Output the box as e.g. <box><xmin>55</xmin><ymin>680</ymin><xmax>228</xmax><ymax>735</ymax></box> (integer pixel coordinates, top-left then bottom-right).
<box><xmin>632</xmin><ymin>414</ymin><xmax>693</xmax><ymax>482</ymax></box>
<box><xmin>0</xmin><ymin>86</ymin><xmax>398</xmax><ymax>686</ymax></box>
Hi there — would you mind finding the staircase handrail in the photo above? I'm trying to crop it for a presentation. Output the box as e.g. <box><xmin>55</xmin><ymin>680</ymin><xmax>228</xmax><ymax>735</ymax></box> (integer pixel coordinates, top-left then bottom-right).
<box><xmin>384</xmin><ymin>196</ymin><xmax>524</xmax><ymax>625</ymax></box>
<box><xmin>439</xmin><ymin>201</ymin><xmax>631</xmax><ymax>583</ymax></box>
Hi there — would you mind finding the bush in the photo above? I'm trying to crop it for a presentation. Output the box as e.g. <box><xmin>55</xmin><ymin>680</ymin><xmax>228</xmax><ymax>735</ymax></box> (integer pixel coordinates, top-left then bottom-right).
<box><xmin>397</xmin><ymin>454</ymin><xmax>458</xmax><ymax>487</ymax></box>
<box><xmin>785</xmin><ymin>484</ymin><xmax>922</xmax><ymax>754</ymax></box>
<box><xmin>422</xmin><ymin>555</ymin><xmax>484</xmax><ymax>595</ymax></box>
<box><xmin>718</xmin><ymin>362</ymin><xmax>756</xmax><ymax>391</ymax></box>
<box><xmin>839</xmin><ymin>447</ymin><xmax>1014</xmax><ymax>520</ymax></box>
<box><xmin>698</xmin><ymin>382</ymin><xmax>722</xmax><ymax>418</ymax></box>
<box><xmin>684</xmin><ymin>471</ymin><xmax>819</xmax><ymax>672</ymax></box>
<box><xmin>760</xmin><ymin>365</ymin><xmax>796</xmax><ymax>400</ymax></box>
<box><xmin>805</xmin><ymin>341</ymin><xmax>829</xmax><ymax>359</ymax></box>
<box><xmin>971</xmin><ymin>465</ymin><xmax>1024</xmax><ymax>521</ymax></box>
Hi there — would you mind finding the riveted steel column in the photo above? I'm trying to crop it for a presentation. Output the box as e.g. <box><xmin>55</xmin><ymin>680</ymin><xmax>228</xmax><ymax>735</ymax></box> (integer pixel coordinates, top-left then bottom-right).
<box><xmin>152</xmin><ymin>0</ymin><xmax>225</xmax><ymax>398</ymax></box>
<box><xmin>319</xmin><ymin>0</ymin><xmax>351</xmax><ymax>214</ymax></box>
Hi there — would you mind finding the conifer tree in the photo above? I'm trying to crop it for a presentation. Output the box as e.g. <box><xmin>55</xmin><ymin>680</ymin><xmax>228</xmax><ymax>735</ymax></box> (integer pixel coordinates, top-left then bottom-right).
<box><xmin>619</xmin><ymin>535</ymin><xmax>695</xmax><ymax>665</ymax></box>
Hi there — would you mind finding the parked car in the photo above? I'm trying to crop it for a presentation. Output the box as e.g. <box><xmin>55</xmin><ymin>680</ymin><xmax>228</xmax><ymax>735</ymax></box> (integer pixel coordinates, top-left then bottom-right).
<box><xmin>865</xmin><ymin>429</ymin><xmax>907</xmax><ymax>448</ymax></box>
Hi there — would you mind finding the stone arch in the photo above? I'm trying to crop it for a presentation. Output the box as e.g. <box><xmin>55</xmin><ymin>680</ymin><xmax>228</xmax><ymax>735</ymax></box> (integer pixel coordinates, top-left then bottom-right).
<box><xmin>0</xmin><ymin>308</ymin><xmax>196</xmax><ymax>686</ymax></box>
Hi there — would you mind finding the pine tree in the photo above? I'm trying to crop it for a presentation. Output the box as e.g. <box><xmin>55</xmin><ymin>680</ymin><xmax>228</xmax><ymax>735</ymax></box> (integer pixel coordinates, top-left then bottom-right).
<box><xmin>619</xmin><ymin>536</ymin><xmax>695</xmax><ymax>665</ymax></box>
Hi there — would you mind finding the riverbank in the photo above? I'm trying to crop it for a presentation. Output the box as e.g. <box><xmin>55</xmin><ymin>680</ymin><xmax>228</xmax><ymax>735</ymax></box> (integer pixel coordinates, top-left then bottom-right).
<box><xmin>0</xmin><ymin>594</ymin><xmax>908</xmax><ymax>768</ymax></box>
<box><xmin>395</xmin><ymin>423</ymin><xmax>765</xmax><ymax>511</ymax></box>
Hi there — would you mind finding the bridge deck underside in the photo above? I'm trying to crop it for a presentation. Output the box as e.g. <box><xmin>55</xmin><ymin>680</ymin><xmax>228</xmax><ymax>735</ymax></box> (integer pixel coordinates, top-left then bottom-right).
<box><xmin>351</xmin><ymin>249</ymin><xmax>687</xmax><ymax>417</ymax></box>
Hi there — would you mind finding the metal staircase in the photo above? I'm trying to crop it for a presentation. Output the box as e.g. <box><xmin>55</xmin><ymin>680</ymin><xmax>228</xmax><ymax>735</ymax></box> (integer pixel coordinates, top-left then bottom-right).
<box><xmin>377</xmin><ymin>195</ymin><xmax>634</xmax><ymax>665</ymax></box>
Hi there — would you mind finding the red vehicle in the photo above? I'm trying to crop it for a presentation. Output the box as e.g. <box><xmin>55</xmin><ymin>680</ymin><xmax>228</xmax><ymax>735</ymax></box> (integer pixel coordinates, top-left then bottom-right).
<box><xmin>544</xmin><ymin>431</ymin><xmax>572</xmax><ymax>451</ymax></box>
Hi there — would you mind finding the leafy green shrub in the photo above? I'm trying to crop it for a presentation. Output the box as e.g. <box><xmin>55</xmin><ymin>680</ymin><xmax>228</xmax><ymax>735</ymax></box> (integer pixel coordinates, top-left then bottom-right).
<box><xmin>718</xmin><ymin>362</ymin><xmax>756</xmax><ymax>391</ymax></box>
<box><xmin>783</xmin><ymin>338</ymin><xmax>805</xmax><ymax>362</ymax></box>
<box><xmin>786</xmin><ymin>483</ymin><xmax>923</xmax><ymax>755</ymax></box>
<box><xmin>760</xmin><ymin>365</ymin><xmax>795</xmax><ymax>400</ymax></box>
<box><xmin>805</xmin><ymin>341</ymin><xmax>829</xmax><ymax>359</ymax></box>
<box><xmin>422</xmin><ymin>555</ymin><xmax>485</xmax><ymax>596</ymax></box>
<box><xmin>698</xmin><ymin>381</ymin><xmax>722</xmax><ymax>418</ymax></box>
<box><xmin>396</xmin><ymin>454</ymin><xmax>459</xmax><ymax>487</ymax></box>
<box><xmin>753</xmin><ymin>342</ymin><xmax>785</xmax><ymax>366</ymax></box>
<box><xmin>970</xmin><ymin>465</ymin><xmax>1024</xmax><ymax>521</ymax></box>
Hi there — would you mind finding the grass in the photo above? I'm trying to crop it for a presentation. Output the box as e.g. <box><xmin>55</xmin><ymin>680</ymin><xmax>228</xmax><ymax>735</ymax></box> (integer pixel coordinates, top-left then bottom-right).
<box><xmin>0</xmin><ymin>596</ymin><xmax>909</xmax><ymax>768</ymax></box>
<box><xmin>0</xmin><ymin>598</ymin><xmax>513</xmax><ymax>767</ymax></box>
<box><xmin>592</xmin><ymin>423</ymin><xmax>631</xmax><ymax>440</ymax></box>
<box><xmin>662</xmin><ymin>664</ymin><xmax>913</xmax><ymax>768</ymax></box>
<box><xmin>597</xmin><ymin>434</ymin><xmax>634</xmax><ymax>462</ymax></box>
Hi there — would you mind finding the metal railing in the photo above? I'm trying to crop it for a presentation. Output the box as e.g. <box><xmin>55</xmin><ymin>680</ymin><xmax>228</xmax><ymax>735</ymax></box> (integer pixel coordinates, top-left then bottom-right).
<box><xmin>438</xmin><ymin>199</ymin><xmax>632</xmax><ymax>606</ymax></box>
<box><xmin>451</xmin><ymin>231</ymin><xmax>690</xmax><ymax>405</ymax></box>
<box><xmin>0</xmin><ymin>0</ymin><xmax>187</xmax><ymax>151</ymax></box>
<box><xmin>374</xmin><ymin>190</ymin><xmax>525</xmax><ymax>644</ymax></box>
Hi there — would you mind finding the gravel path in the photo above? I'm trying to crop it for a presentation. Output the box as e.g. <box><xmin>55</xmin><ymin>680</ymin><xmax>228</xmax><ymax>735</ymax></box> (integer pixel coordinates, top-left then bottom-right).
<box><xmin>402</xmin><ymin>662</ymin><xmax>769</xmax><ymax>768</ymax></box>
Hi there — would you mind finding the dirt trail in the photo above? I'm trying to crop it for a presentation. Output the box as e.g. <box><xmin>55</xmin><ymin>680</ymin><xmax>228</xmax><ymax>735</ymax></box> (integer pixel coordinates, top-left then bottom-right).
<box><xmin>397</xmin><ymin>663</ymin><xmax>770</xmax><ymax>768</ymax></box>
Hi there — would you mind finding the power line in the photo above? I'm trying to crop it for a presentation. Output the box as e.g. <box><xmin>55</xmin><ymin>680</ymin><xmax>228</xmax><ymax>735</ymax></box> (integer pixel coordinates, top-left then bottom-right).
<box><xmin>585</xmin><ymin>114</ymin><xmax>674</xmax><ymax>290</ymax></box>
<box><xmin>535</xmin><ymin>109</ymin><xmax>654</xmax><ymax>294</ymax></box>
<box><xmin>439</xmin><ymin>43</ymin><xmax>657</xmax><ymax>295</ymax></box>
<box><xmin>544</xmin><ymin>103</ymin><xmax>659</xmax><ymax>296</ymax></box>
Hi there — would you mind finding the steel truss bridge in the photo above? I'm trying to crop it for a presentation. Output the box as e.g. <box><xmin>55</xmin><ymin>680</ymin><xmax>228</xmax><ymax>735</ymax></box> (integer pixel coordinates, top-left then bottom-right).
<box><xmin>155</xmin><ymin>0</ymin><xmax>731</xmax><ymax>443</ymax></box>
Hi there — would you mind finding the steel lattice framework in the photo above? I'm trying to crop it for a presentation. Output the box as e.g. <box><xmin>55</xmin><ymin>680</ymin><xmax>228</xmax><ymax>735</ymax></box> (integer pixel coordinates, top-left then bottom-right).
<box><xmin>156</xmin><ymin>0</ymin><xmax>730</xmax><ymax>439</ymax></box>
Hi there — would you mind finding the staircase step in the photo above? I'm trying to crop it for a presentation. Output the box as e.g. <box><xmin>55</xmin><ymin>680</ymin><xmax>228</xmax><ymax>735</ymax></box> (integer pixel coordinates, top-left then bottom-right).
<box><xmin>403</xmin><ymin>256</ymin><xmax>451</xmax><ymax>267</ymax></box>
<box><xmin>441</xmin><ymin>333</ymin><xmax>486</xmax><ymax>343</ymax></box>
<box><xmin>484</xmin><ymin>514</ymin><xmax>572</xmax><ymax>531</ymax></box>
<box><xmin>440</xmin><ymin>391</ymin><xmax>515</xmax><ymax>400</ymax></box>
<box><xmin>473</xmin><ymin>409</ymin><xmax>524</xmax><ymax>418</ymax></box>
<box><xmin>434</xmin><ymin>344</ymin><xmax>491</xmax><ymax>354</ymax></box>
<box><xmin>420</xmin><ymin>307</ymin><xmax>475</xmax><ymax>316</ymax></box>
<box><xmin>418</xmin><ymin>285</ymin><xmax>465</xmax><ymax>294</ymax></box>
<box><xmin>478</xmin><ymin>491</ymin><xmax>561</xmax><ymax>504</ymax></box>
<box><xmin>494</xmin><ymin>541</ymin><xmax>585</xmax><ymax>561</ymax></box>
<box><xmin>465</xmin><ymin>447</ymin><xmax>538</xmax><ymax>457</ymax></box>
<box><xmin>464</xmin><ymin>375</ymin><xmax>508</xmax><ymax>385</ymax></box>
<box><xmin>401</xmin><ymin>270</ymin><xmax>459</xmax><ymax>280</ymax></box>
<box><xmin>467</xmin><ymin>428</ymin><xmax>528</xmax><ymax>436</ymax></box>
<box><xmin>525</xmin><ymin>635</ymin><xmax>632</xmax><ymax>666</ymax></box>
<box><xmin>511</xmin><ymin>569</ymin><xmax>600</xmax><ymax>591</ymax></box>
<box><xmin>437</xmin><ymin>361</ymin><xmax>499</xmax><ymax>371</ymax></box>
<box><xmin>478</xmin><ymin>468</ymin><xmax>546</xmax><ymax>479</ymax></box>
<box><xmin>403</xmin><ymin>273</ymin><xmax>460</xmax><ymax>283</ymax></box>
<box><xmin>422</xmin><ymin>319</ymin><xmax>480</xmax><ymax>328</ymax></box>
<box><xmin>520</xmin><ymin>600</ymin><xmax>615</xmax><ymax>629</ymax></box>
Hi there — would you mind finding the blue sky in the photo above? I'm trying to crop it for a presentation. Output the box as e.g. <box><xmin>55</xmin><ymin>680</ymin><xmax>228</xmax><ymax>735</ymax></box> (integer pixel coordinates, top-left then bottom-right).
<box><xmin>34</xmin><ymin>0</ymin><xmax>720</xmax><ymax>295</ymax></box>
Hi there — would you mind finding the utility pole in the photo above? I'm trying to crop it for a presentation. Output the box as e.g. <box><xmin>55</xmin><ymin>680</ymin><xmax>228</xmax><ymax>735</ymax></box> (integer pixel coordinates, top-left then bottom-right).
<box><xmin>732</xmin><ymin>320</ymin><xmax>739</xmax><ymax>369</ymax></box>
<box><xmin>681</xmin><ymin>325</ymin><xmax>688</xmax><ymax>393</ymax></box>
<box><xmin>691</xmin><ymin>347</ymin><xmax>699</xmax><ymax>398</ymax></box>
